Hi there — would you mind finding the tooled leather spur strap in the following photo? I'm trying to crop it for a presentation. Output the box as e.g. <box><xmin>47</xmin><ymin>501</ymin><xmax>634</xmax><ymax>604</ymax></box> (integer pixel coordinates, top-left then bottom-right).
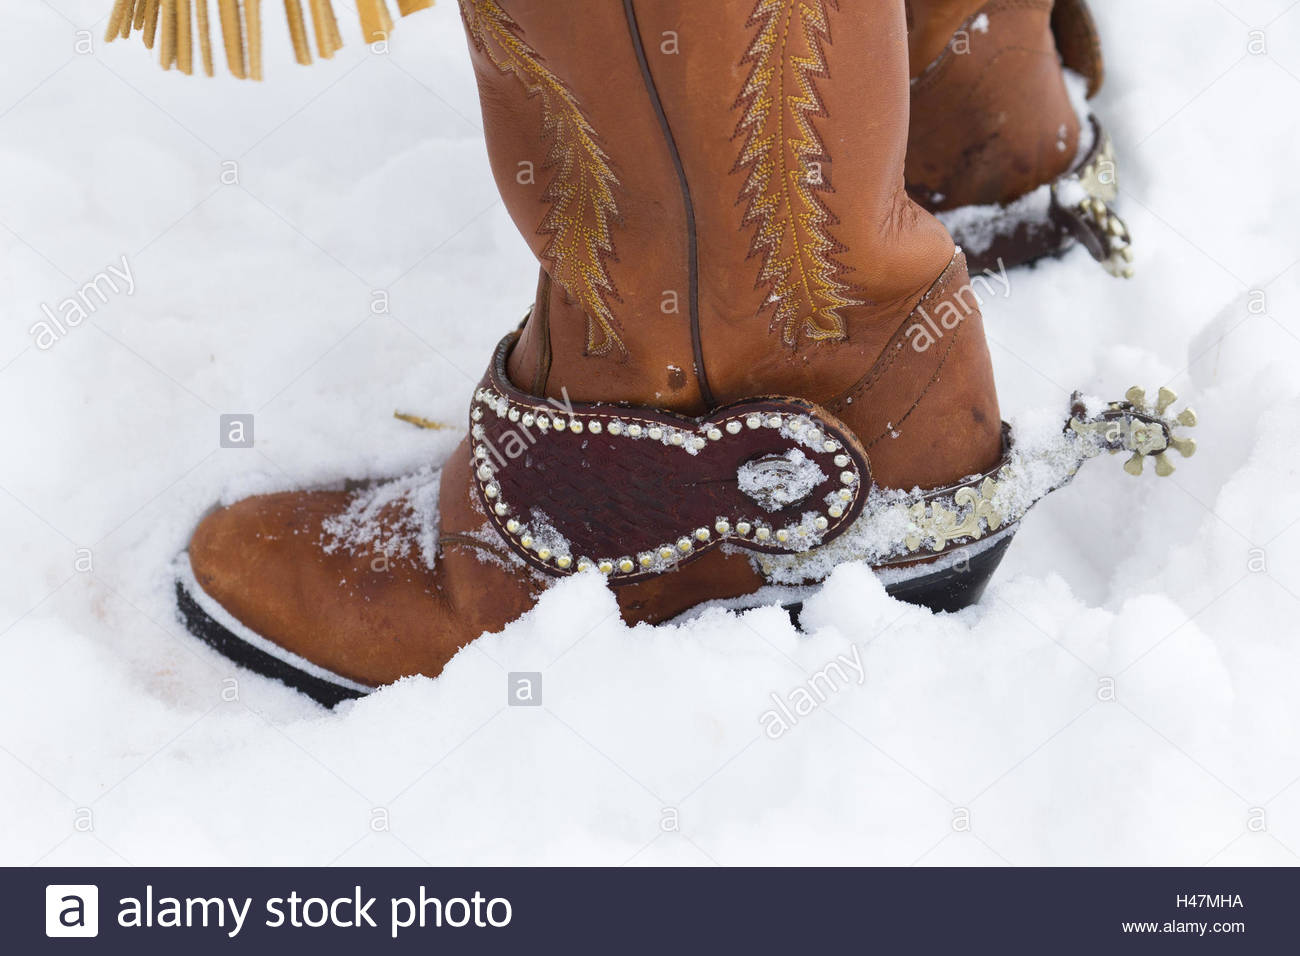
<box><xmin>469</xmin><ymin>334</ymin><xmax>873</xmax><ymax>586</ymax></box>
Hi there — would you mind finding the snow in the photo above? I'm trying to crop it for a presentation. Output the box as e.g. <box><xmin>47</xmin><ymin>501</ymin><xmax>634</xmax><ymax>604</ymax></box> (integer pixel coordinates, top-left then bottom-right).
<box><xmin>3</xmin><ymin>2</ymin><xmax>1300</xmax><ymax>866</ymax></box>
<box><xmin>320</xmin><ymin>467</ymin><xmax>442</xmax><ymax>570</ymax></box>
<box><xmin>737</xmin><ymin>448</ymin><xmax>827</xmax><ymax>512</ymax></box>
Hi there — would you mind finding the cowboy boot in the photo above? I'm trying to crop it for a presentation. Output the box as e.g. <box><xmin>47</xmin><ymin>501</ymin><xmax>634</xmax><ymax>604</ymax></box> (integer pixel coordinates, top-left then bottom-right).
<box><xmin>904</xmin><ymin>0</ymin><xmax>1131</xmax><ymax>276</ymax></box>
<box><xmin>178</xmin><ymin>0</ymin><xmax>1191</xmax><ymax>705</ymax></box>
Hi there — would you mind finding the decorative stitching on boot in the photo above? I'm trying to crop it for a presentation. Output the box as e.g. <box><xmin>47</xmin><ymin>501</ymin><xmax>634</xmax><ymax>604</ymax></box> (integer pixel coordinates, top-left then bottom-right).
<box><xmin>460</xmin><ymin>0</ymin><xmax>626</xmax><ymax>357</ymax></box>
<box><xmin>732</xmin><ymin>0</ymin><xmax>861</xmax><ymax>346</ymax></box>
<box><xmin>439</xmin><ymin>531</ymin><xmax>524</xmax><ymax>570</ymax></box>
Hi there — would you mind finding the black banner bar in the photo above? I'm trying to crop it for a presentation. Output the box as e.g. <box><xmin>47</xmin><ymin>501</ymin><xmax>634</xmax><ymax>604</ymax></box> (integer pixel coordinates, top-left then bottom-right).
<box><xmin>8</xmin><ymin>867</ymin><xmax>1292</xmax><ymax>953</ymax></box>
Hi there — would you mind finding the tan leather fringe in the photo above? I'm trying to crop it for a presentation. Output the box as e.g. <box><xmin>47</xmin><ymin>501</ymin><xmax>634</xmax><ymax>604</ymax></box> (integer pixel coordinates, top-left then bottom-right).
<box><xmin>106</xmin><ymin>0</ymin><xmax>433</xmax><ymax>80</ymax></box>
<box><xmin>142</xmin><ymin>0</ymin><xmax>161</xmax><ymax>49</ymax></box>
<box><xmin>215</xmin><ymin>0</ymin><xmax>246</xmax><ymax>79</ymax></box>
<box><xmin>310</xmin><ymin>0</ymin><xmax>343</xmax><ymax>59</ymax></box>
<box><xmin>195</xmin><ymin>0</ymin><xmax>215</xmax><ymax>76</ymax></box>
<box><xmin>177</xmin><ymin>0</ymin><xmax>193</xmax><ymax>74</ymax></box>
<box><xmin>284</xmin><ymin>0</ymin><xmax>312</xmax><ymax>65</ymax></box>
<box><xmin>106</xmin><ymin>0</ymin><xmax>132</xmax><ymax>40</ymax></box>
<box><xmin>159</xmin><ymin>0</ymin><xmax>176</xmax><ymax>69</ymax></box>
<box><xmin>246</xmin><ymin>0</ymin><xmax>264</xmax><ymax>81</ymax></box>
<box><xmin>356</xmin><ymin>0</ymin><xmax>395</xmax><ymax>46</ymax></box>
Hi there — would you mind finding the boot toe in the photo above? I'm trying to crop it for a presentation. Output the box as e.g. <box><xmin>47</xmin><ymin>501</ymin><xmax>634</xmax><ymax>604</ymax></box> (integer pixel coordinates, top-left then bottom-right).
<box><xmin>186</xmin><ymin>490</ymin><xmax>449</xmax><ymax>687</ymax></box>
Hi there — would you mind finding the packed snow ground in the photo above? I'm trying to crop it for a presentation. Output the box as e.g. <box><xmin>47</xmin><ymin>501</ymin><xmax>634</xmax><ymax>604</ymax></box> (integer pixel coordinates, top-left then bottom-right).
<box><xmin>3</xmin><ymin>2</ymin><xmax>1300</xmax><ymax>866</ymax></box>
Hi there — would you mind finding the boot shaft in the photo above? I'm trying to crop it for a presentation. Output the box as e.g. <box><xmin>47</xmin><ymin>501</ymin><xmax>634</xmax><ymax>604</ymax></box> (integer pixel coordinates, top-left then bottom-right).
<box><xmin>905</xmin><ymin>0</ymin><xmax>1083</xmax><ymax>209</ymax></box>
<box><xmin>460</xmin><ymin>0</ymin><xmax>1001</xmax><ymax>490</ymax></box>
<box><xmin>905</xmin><ymin>0</ymin><xmax>987</xmax><ymax>71</ymax></box>
<box><xmin>461</xmin><ymin>0</ymin><xmax>954</xmax><ymax>410</ymax></box>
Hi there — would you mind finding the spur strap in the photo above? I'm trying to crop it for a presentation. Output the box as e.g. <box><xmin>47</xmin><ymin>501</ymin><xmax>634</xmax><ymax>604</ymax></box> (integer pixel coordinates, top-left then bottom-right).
<box><xmin>763</xmin><ymin>388</ymin><xmax>1199</xmax><ymax>584</ymax></box>
<box><xmin>468</xmin><ymin>333</ymin><xmax>1199</xmax><ymax>586</ymax></box>
<box><xmin>469</xmin><ymin>334</ymin><xmax>873</xmax><ymax>585</ymax></box>
<box><xmin>1050</xmin><ymin>117</ymin><xmax>1133</xmax><ymax>278</ymax></box>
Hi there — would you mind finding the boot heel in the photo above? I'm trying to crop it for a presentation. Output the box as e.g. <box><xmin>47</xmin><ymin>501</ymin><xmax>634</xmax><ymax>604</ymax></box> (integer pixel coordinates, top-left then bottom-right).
<box><xmin>883</xmin><ymin>532</ymin><xmax>1015</xmax><ymax>613</ymax></box>
<box><xmin>783</xmin><ymin>531</ymin><xmax>1014</xmax><ymax>626</ymax></box>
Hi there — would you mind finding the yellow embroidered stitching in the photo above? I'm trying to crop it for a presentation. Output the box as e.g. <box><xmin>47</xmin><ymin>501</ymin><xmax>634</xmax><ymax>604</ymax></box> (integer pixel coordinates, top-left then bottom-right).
<box><xmin>734</xmin><ymin>0</ymin><xmax>860</xmax><ymax>345</ymax></box>
<box><xmin>459</xmin><ymin>0</ymin><xmax>625</xmax><ymax>356</ymax></box>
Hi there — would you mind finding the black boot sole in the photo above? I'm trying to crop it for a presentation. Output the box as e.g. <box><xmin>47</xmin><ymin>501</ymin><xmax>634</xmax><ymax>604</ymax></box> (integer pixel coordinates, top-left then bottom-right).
<box><xmin>177</xmin><ymin>532</ymin><xmax>1015</xmax><ymax>707</ymax></box>
<box><xmin>175</xmin><ymin>579</ymin><xmax>366</xmax><ymax>708</ymax></box>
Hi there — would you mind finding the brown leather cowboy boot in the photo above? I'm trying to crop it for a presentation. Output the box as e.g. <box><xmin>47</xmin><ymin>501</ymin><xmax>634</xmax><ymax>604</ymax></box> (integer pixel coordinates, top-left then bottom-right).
<box><xmin>903</xmin><ymin>0</ymin><xmax>1131</xmax><ymax>276</ymax></box>
<box><xmin>177</xmin><ymin>0</ymin><xmax>1192</xmax><ymax>705</ymax></box>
